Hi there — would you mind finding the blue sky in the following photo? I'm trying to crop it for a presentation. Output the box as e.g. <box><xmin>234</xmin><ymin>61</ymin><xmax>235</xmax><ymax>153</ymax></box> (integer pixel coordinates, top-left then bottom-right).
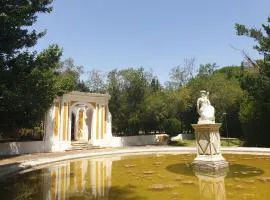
<box><xmin>33</xmin><ymin>0</ymin><xmax>270</xmax><ymax>83</ymax></box>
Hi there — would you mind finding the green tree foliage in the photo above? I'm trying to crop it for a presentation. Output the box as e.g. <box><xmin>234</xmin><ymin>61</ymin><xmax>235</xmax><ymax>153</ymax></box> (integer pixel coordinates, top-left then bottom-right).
<box><xmin>163</xmin><ymin>118</ymin><xmax>182</xmax><ymax>137</ymax></box>
<box><xmin>166</xmin><ymin>58</ymin><xmax>196</xmax><ymax>89</ymax></box>
<box><xmin>55</xmin><ymin>58</ymin><xmax>83</xmax><ymax>95</ymax></box>
<box><xmin>0</xmin><ymin>0</ymin><xmax>54</xmax><ymax>133</ymax></box>
<box><xmin>107</xmin><ymin>69</ymin><xmax>122</xmax><ymax>132</ymax></box>
<box><xmin>106</xmin><ymin>66</ymin><xmax>192</xmax><ymax>135</ymax></box>
<box><xmin>107</xmin><ymin>65</ymin><xmax>244</xmax><ymax>138</ymax></box>
<box><xmin>185</xmin><ymin>71</ymin><xmax>243</xmax><ymax>137</ymax></box>
<box><xmin>150</xmin><ymin>77</ymin><xmax>162</xmax><ymax>92</ymax></box>
<box><xmin>236</xmin><ymin>18</ymin><xmax>270</xmax><ymax>58</ymax></box>
<box><xmin>119</xmin><ymin>68</ymin><xmax>151</xmax><ymax>134</ymax></box>
<box><xmin>0</xmin><ymin>0</ymin><xmax>53</xmax><ymax>60</ymax></box>
<box><xmin>76</xmin><ymin>80</ymin><xmax>90</xmax><ymax>92</ymax></box>
<box><xmin>198</xmin><ymin>63</ymin><xmax>218</xmax><ymax>76</ymax></box>
<box><xmin>106</xmin><ymin>68</ymin><xmax>154</xmax><ymax>134</ymax></box>
<box><xmin>236</xmin><ymin>16</ymin><xmax>270</xmax><ymax>146</ymax></box>
<box><xmin>141</xmin><ymin>91</ymin><xmax>168</xmax><ymax>134</ymax></box>
<box><xmin>0</xmin><ymin>1</ymin><xmax>79</xmax><ymax>136</ymax></box>
<box><xmin>0</xmin><ymin>45</ymin><xmax>62</xmax><ymax>132</ymax></box>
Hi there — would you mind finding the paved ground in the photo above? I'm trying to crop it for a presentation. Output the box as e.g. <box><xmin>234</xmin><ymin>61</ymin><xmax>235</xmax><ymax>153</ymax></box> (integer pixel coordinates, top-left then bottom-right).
<box><xmin>0</xmin><ymin>147</ymin><xmax>110</xmax><ymax>166</ymax></box>
<box><xmin>1</xmin><ymin>146</ymin><xmax>270</xmax><ymax>178</ymax></box>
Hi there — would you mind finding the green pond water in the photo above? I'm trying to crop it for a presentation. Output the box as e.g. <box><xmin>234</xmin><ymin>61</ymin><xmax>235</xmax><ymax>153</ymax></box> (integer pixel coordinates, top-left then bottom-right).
<box><xmin>1</xmin><ymin>154</ymin><xmax>270</xmax><ymax>200</ymax></box>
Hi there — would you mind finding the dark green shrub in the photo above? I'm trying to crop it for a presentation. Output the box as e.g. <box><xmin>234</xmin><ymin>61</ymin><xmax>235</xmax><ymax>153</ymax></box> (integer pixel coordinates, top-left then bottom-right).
<box><xmin>164</xmin><ymin>118</ymin><xmax>181</xmax><ymax>137</ymax></box>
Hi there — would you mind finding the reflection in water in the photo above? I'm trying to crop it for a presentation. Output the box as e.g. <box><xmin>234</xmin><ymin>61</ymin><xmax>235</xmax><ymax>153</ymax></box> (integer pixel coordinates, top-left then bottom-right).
<box><xmin>166</xmin><ymin>163</ymin><xmax>195</xmax><ymax>176</ymax></box>
<box><xmin>1</xmin><ymin>154</ymin><xmax>269</xmax><ymax>200</ymax></box>
<box><xmin>167</xmin><ymin>162</ymin><xmax>229</xmax><ymax>200</ymax></box>
<box><xmin>226</xmin><ymin>163</ymin><xmax>264</xmax><ymax>178</ymax></box>
<box><xmin>193</xmin><ymin>163</ymin><xmax>264</xmax><ymax>200</ymax></box>
<box><xmin>194</xmin><ymin>170</ymin><xmax>227</xmax><ymax>200</ymax></box>
<box><xmin>48</xmin><ymin>160</ymin><xmax>228</xmax><ymax>200</ymax></box>
<box><xmin>44</xmin><ymin>156</ymin><xmax>120</xmax><ymax>200</ymax></box>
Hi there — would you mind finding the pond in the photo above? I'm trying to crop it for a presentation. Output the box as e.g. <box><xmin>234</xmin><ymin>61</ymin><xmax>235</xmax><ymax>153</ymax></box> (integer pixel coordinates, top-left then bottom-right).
<box><xmin>1</xmin><ymin>153</ymin><xmax>270</xmax><ymax>200</ymax></box>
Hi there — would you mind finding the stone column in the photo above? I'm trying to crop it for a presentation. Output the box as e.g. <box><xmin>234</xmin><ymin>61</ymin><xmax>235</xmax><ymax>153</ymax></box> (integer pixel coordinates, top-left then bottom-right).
<box><xmin>105</xmin><ymin>105</ymin><xmax>112</xmax><ymax>139</ymax></box>
<box><xmin>192</xmin><ymin>123</ymin><xmax>228</xmax><ymax>171</ymax></box>
<box><xmin>74</xmin><ymin>109</ymin><xmax>79</xmax><ymax>141</ymax></box>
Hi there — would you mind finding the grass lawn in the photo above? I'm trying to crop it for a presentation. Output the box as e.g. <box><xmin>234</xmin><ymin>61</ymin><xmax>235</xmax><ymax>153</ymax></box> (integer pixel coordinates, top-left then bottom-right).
<box><xmin>220</xmin><ymin>138</ymin><xmax>244</xmax><ymax>147</ymax></box>
<box><xmin>168</xmin><ymin>138</ymin><xmax>243</xmax><ymax>147</ymax></box>
<box><xmin>168</xmin><ymin>139</ymin><xmax>196</xmax><ymax>147</ymax></box>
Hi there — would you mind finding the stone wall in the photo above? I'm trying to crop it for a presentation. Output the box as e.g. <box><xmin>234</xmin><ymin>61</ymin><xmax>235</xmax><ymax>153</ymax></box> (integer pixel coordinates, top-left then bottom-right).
<box><xmin>0</xmin><ymin>140</ymin><xmax>71</xmax><ymax>155</ymax></box>
<box><xmin>0</xmin><ymin>141</ymin><xmax>45</xmax><ymax>155</ymax></box>
<box><xmin>107</xmin><ymin>134</ymin><xmax>168</xmax><ymax>147</ymax></box>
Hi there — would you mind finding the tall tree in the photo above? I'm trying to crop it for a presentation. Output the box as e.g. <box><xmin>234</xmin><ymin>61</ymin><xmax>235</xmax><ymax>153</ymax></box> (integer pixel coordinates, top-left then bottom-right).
<box><xmin>198</xmin><ymin>63</ymin><xmax>218</xmax><ymax>76</ymax></box>
<box><xmin>119</xmin><ymin>68</ymin><xmax>150</xmax><ymax>134</ymax></box>
<box><xmin>0</xmin><ymin>0</ymin><xmax>53</xmax><ymax>62</ymax></box>
<box><xmin>150</xmin><ymin>77</ymin><xmax>162</xmax><ymax>93</ymax></box>
<box><xmin>0</xmin><ymin>44</ymin><xmax>62</xmax><ymax>132</ymax></box>
<box><xmin>235</xmin><ymin>17</ymin><xmax>270</xmax><ymax>146</ymax></box>
<box><xmin>86</xmin><ymin>69</ymin><xmax>107</xmax><ymax>93</ymax></box>
<box><xmin>106</xmin><ymin>68</ymin><xmax>153</xmax><ymax>134</ymax></box>
<box><xmin>0</xmin><ymin>1</ymin><xmax>80</xmax><ymax>137</ymax></box>
<box><xmin>55</xmin><ymin>58</ymin><xmax>84</xmax><ymax>95</ymax></box>
<box><xmin>107</xmin><ymin>69</ymin><xmax>122</xmax><ymax>132</ymax></box>
<box><xmin>166</xmin><ymin>58</ymin><xmax>196</xmax><ymax>89</ymax></box>
<box><xmin>236</xmin><ymin>18</ymin><xmax>270</xmax><ymax>60</ymax></box>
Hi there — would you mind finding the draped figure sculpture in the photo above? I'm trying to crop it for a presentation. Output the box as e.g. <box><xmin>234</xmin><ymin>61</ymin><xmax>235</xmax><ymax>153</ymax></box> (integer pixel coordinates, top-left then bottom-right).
<box><xmin>192</xmin><ymin>91</ymin><xmax>228</xmax><ymax>172</ymax></box>
<box><xmin>197</xmin><ymin>90</ymin><xmax>215</xmax><ymax>124</ymax></box>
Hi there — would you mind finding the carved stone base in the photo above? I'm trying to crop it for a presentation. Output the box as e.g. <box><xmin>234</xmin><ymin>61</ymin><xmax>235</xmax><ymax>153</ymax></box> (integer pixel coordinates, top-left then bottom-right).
<box><xmin>192</xmin><ymin>123</ymin><xmax>229</xmax><ymax>173</ymax></box>
<box><xmin>192</xmin><ymin>158</ymin><xmax>229</xmax><ymax>174</ymax></box>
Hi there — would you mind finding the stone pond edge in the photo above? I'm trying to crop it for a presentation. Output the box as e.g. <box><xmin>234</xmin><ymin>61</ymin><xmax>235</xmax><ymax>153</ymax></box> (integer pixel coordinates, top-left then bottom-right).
<box><xmin>1</xmin><ymin>146</ymin><xmax>270</xmax><ymax>179</ymax></box>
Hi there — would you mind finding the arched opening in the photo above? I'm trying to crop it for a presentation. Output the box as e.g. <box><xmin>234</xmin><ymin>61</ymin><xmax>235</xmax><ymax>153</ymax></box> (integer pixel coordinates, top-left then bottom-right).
<box><xmin>71</xmin><ymin>112</ymin><xmax>76</xmax><ymax>141</ymax></box>
<box><xmin>69</xmin><ymin>102</ymin><xmax>95</xmax><ymax>142</ymax></box>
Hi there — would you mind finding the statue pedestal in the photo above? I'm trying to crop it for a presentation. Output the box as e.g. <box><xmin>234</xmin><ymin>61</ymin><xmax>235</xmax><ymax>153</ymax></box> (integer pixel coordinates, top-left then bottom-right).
<box><xmin>192</xmin><ymin>123</ymin><xmax>229</xmax><ymax>172</ymax></box>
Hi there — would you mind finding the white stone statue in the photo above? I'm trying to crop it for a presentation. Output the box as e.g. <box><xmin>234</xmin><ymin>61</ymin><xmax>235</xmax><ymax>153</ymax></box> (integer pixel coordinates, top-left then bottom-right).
<box><xmin>197</xmin><ymin>90</ymin><xmax>215</xmax><ymax>124</ymax></box>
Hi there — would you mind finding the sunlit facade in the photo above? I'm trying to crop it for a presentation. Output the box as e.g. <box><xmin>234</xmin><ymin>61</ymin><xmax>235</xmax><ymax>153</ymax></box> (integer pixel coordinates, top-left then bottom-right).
<box><xmin>44</xmin><ymin>91</ymin><xmax>112</xmax><ymax>151</ymax></box>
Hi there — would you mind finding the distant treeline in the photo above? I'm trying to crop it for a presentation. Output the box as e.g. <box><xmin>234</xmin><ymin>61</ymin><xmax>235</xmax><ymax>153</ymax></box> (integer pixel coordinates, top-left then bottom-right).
<box><xmin>1</xmin><ymin>1</ymin><xmax>270</xmax><ymax>146</ymax></box>
<box><xmin>89</xmin><ymin>64</ymin><xmax>244</xmax><ymax>140</ymax></box>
